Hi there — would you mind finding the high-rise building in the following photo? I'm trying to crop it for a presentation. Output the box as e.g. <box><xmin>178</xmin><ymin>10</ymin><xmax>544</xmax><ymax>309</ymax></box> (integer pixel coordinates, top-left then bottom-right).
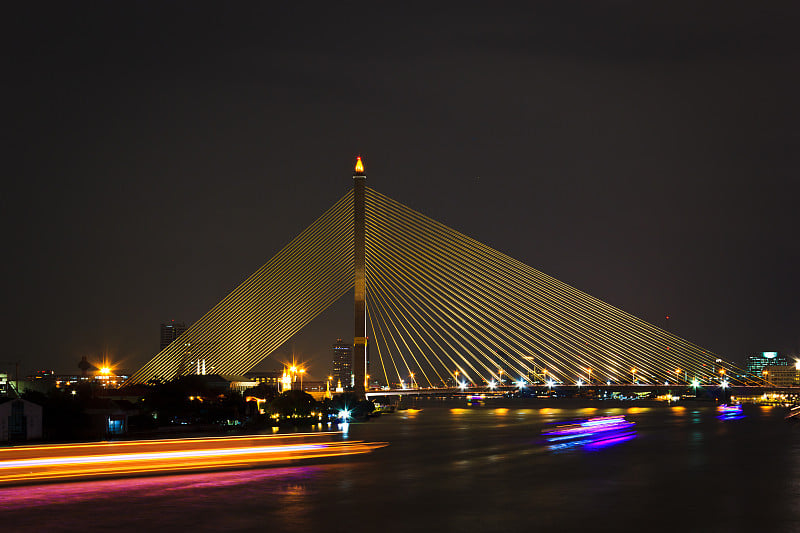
<box><xmin>746</xmin><ymin>351</ymin><xmax>789</xmax><ymax>378</ymax></box>
<box><xmin>160</xmin><ymin>321</ymin><xmax>188</xmax><ymax>351</ymax></box>
<box><xmin>332</xmin><ymin>339</ymin><xmax>353</xmax><ymax>390</ymax></box>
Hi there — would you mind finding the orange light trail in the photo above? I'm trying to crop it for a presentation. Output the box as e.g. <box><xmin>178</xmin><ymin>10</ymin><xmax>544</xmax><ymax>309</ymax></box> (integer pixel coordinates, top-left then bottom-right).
<box><xmin>0</xmin><ymin>433</ymin><xmax>386</xmax><ymax>486</ymax></box>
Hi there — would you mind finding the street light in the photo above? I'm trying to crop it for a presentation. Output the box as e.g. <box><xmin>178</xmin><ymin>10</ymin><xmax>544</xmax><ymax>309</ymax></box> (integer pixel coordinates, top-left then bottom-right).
<box><xmin>631</xmin><ymin>367</ymin><xmax>637</xmax><ymax>385</ymax></box>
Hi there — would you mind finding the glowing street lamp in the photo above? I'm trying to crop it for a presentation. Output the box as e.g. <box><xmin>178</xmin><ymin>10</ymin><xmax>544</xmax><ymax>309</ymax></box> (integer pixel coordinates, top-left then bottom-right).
<box><xmin>631</xmin><ymin>368</ymin><xmax>637</xmax><ymax>385</ymax></box>
<box><xmin>459</xmin><ymin>380</ymin><xmax>467</xmax><ymax>391</ymax></box>
<box><xmin>516</xmin><ymin>377</ymin><xmax>526</xmax><ymax>389</ymax></box>
<box><xmin>488</xmin><ymin>380</ymin><xmax>497</xmax><ymax>390</ymax></box>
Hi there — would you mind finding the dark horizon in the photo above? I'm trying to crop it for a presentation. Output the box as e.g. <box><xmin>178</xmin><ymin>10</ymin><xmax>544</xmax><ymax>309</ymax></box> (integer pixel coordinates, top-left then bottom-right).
<box><xmin>6</xmin><ymin>3</ymin><xmax>799</xmax><ymax>379</ymax></box>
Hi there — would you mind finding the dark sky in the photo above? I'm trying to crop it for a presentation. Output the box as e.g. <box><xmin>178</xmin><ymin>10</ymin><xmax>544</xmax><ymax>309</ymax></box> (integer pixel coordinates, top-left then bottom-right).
<box><xmin>6</xmin><ymin>2</ymin><xmax>799</xmax><ymax>378</ymax></box>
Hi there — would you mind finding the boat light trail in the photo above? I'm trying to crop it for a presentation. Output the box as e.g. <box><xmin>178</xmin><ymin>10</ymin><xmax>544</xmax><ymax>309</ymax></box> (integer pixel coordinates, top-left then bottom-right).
<box><xmin>0</xmin><ymin>433</ymin><xmax>386</xmax><ymax>486</ymax></box>
<box><xmin>543</xmin><ymin>415</ymin><xmax>637</xmax><ymax>451</ymax></box>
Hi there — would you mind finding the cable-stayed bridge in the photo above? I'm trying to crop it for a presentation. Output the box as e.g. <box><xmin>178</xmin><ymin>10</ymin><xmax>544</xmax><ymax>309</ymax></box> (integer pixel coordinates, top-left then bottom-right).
<box><xmin>127</xmin><ymin>161</ymin><xmax>765</xmax><ymax>391</ymax></box>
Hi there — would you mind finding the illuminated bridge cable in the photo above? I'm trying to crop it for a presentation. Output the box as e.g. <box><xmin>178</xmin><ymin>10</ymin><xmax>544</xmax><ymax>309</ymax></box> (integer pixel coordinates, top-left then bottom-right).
<box><xmin>368</xmin><ymin>265</ymin><xmax>455</xmax><ymax>385</ymax></box>
<box><xmin>127</xmin><ymin>183</ymin><xmax>762</xmax><ymax>389</ymax></box>
<box><xmin>127</xmin><ymin>191</ymin><xmax>355</xmax><ymax>384</ymax></box>
<box><xmin>368</xmin><ymin>189</ymin><xmax>724</xmax><ymax>384</ymax></box>
<box><xmin>364</xmin><ymin>188</ymin><xmax>756</xmax><ymax>386</ymax></box>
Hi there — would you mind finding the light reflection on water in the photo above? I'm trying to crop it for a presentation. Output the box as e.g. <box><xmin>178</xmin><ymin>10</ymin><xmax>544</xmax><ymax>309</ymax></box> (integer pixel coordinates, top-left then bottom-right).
<box><xmin>542</xmin><ymin>415</ymin><xmax>637</xmax><ymax>452</ymax></box>
<box><xmin>0</xmin><ymin>465</ymin><xmax>323</xmax><ymax>510</ymax></box>
<box><xmin>717</xmin><ymin>404</ymin><xmax>746</xmax><ymax>421</ymax></box>
<box><xmin>1</xmin><ymin>404</ymin><xmax>796</xmax><ymax>532</ymax></box>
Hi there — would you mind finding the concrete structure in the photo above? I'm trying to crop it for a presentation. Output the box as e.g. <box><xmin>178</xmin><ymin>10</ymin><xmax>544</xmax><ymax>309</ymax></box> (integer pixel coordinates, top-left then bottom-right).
<box><xmin>353</xmin><ymin>156</ymin><xmax>367</xmax><ymax>398</ymax></box>
<box><xmin>0</xmin><ymin>398</ymin><xmax>43</xmax><ymax>441</ymax></box>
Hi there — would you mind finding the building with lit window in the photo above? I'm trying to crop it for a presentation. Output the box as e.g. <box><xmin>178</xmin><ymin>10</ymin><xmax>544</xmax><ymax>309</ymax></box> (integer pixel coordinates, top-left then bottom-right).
<box><xmin>245</xmin><ymin>371</ymin><xmax>282</xmax><ymax>389</ymax></box>
<box><xmin>160</xmin><ymin>321</ymin><xmax>188</xmax><ymax>351</ymax></box>
<box><xmin>746</xmin><ymin>351</ymin><xmax>789</xmax><ymax>379</ymax></box>
<box><xmin>332</xmin><ymin>339</ymin><xmax>353</xmax><ymax>391</ymax></box>
<box><xmin>762</xmin><ymin>365</ymin><xmax>800</xmax><ymax>387</ymax></box>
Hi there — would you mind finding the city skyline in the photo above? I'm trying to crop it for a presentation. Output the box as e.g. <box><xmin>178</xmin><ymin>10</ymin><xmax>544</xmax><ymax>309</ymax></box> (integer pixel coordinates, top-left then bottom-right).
<box><xmin>6</xmin><ymin>4</ymin><xmax>798</xmax><ymax>379</ymax></box>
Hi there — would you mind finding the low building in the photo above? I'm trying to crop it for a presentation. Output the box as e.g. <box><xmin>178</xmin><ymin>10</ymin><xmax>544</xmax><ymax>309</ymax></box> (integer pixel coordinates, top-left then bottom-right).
<box><xmin>83</xmin><ymin>398</ymin><xmax>139</xmax><ymax>437</ymax></box>
<box><xmin>763</xmin><ymin>365</ymin><xmax>800</xmax><ymax>388</ymax></box>
<box><xmin>0</xmin><ymin>398</ymin><xmax>43</xmax><ymax>441</ymax></box>
<box><xmin>245</xmin><ymin>371</ymin><xmax>282</xmax><ymax>388</ymax></box>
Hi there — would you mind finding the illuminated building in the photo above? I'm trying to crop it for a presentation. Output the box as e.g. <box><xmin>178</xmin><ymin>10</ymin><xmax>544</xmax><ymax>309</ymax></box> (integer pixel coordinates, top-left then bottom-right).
<box><xmin>245</xmin><ymin>371</ymin><xmax>282</xmax><ymax>388</ymax></box>
<box><xmin>332</xmin><ymin>339</ymin><xmax>353</xmax><ymax>390</ymax></box>
<box><xmin>746</xmin><ymin>352</ymin><xmax>789</xmax><ymax>378</ymax></box>
<box><xmin>160</xmin><ymin>321</ymin><xmax>187</xmax><ymax>351</ymax></box>
<box><xmin>762</xmin><ymin>365</ymin><xmax>799</xmax><ymax>387</ymax></box>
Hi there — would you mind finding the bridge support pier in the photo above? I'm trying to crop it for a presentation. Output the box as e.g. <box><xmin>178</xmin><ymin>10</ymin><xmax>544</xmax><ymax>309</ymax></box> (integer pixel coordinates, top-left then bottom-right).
<box><xmin>353</xmin><ymin>157</ymin><xmax>367</xmax><ymax>398</ymax></box>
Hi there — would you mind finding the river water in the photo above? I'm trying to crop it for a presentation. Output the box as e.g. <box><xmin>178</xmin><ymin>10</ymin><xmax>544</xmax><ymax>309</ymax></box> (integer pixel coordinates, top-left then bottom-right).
<box><xmin>1</xmin><ymin>401</ymin><xmax>798</xmax><ymax>532</ymax></box>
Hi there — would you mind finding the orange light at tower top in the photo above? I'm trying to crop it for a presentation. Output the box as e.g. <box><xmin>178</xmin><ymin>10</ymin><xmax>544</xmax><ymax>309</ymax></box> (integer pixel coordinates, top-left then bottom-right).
<box><xmin>354</xmin><ymin>156</ymin><xmax>364</xmax><ymax>174</ymax></box>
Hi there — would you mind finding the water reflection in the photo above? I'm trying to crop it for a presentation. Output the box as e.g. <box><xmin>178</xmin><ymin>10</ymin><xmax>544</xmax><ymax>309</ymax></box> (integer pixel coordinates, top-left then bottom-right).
<box><xmin>717</xmin><ymin>404</ymin><xmax>745</xmax><ymax>421</ymax></box>
<box><xmin>543</xmin><ymin>416</ymin><xmax>637</xmax><ymax>451</ymax></box>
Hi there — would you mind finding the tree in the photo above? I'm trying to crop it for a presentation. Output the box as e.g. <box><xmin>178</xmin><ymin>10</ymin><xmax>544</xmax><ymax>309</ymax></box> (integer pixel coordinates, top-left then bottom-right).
<box><xmin>267</xmin><ymin>390</ymin><xmax>317</xmax><ymax>418</ymax></box>
<box><xmin>332</xmin><ymin>392</ymin><xmax>375</xmax><ymax>419</ymax></box>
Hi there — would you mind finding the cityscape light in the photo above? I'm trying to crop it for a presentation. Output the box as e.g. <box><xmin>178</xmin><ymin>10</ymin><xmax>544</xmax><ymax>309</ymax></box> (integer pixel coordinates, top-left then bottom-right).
<box><xmin>459</xmin><ymin>381</ymin><xmax>467</xmax><ymax>390</ymax></box>
<box><xmin>488</xmin><ymin>380</ymin><xmax>497</xmax><ymax>390</ymax></box>
<box><xmin>338</xmin><ymin>409</ymin><xmax>351</xmax><ymax>420</ymax></box>
<box><xmin>691</xmin><ymin>379</ymin><xmax>700</xmax><ymax>388</ymax></box>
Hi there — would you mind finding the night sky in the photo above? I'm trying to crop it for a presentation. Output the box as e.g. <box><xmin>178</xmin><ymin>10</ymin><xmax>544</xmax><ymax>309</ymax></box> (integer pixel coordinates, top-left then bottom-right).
<box><xmin>6</xmin><ymin>2</ymin><xmax>799</xmax><ymax>379</ymax></box>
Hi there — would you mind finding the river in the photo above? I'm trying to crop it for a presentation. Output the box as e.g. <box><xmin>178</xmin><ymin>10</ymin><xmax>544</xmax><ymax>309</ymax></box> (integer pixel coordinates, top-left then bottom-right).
<box><xmin>1</xmin><ymin>400</ymin><xmax>798</xmax><ymax>532</ymax></box>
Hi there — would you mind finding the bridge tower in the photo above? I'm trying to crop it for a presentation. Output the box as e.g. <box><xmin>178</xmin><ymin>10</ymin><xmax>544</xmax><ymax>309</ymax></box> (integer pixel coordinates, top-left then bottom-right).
<box><xmin>353</xmin><ymin>156</ymin><xmax>367</xmax><ymax>398</ymax></box>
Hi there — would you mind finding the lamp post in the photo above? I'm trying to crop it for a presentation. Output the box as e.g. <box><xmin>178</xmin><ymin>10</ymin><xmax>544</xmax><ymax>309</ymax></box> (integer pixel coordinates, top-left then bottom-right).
<box><xmin>454</xmin><ymin>370</ymin><xmax>459</xmax><ymax>388</ymax></box>
<box><xmin>631</xmin><ymin>367</ymin><xmax>637</xmax><ymax>385</ymax></box>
